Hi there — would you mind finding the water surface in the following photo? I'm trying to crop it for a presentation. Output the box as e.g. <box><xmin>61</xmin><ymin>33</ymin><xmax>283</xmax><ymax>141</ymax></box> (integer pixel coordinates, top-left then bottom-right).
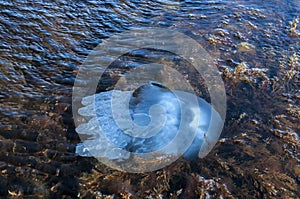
<box><xmin>0</xmin><ymin>0</ymin><xmax>299</xmax><ymax>198</ymax></box>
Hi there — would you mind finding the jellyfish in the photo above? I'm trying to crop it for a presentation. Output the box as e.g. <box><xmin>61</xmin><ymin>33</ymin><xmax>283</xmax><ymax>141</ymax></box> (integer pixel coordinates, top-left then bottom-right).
<box><xmin>75</xmin><ymin>82</ymin><xmax>223</xmax><ymax>162</ymax></box>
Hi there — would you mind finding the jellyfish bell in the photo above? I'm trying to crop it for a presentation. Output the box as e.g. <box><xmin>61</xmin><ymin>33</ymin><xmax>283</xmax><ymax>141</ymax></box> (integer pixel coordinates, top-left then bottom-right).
<box><xmin>75</xmin><ymin>82</ymin><xmax>222</xmax><ymax>164</ymax></box>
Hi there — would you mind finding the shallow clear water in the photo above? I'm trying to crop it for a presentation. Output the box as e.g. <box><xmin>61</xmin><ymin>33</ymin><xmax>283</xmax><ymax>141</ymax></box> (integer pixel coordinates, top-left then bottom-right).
<box><xmin>0</xmin><ymin>0</ymin><xmax>299</xmax><ymax>198</ymax></box>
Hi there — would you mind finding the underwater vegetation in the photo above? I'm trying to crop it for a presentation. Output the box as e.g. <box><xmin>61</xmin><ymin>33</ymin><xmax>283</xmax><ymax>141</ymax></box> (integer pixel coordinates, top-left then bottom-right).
<box><xmin>0</xmin><ymin>0</ymin><xmax>299</xmax><ymax>198</ymax></box>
